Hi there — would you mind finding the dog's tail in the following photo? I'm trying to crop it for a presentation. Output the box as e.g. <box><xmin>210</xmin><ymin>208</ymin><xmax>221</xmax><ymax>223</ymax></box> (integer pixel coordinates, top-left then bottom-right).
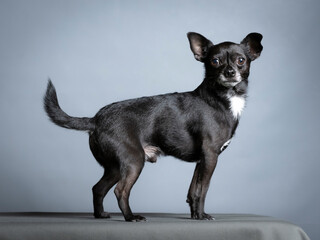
<box><xmin>43</xmin><ymin>80</ymin><xmax>95</xmax><ymax>131</ymax></box>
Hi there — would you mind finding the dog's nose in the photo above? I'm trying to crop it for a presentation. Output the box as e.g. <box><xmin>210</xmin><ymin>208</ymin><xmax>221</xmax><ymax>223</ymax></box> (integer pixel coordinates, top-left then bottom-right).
<box><xmin>224</xmin><ymin>67</ymin><xmax>236</xmax><ymax>78</ymax></box>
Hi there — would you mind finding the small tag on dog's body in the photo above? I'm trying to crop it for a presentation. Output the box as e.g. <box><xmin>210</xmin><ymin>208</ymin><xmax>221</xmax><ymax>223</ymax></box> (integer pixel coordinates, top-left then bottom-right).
<box><xmin>220</xmin><ymin>139</ymin><xmax>231</xmax><ymax>152</ymax></box>
<box><xmin>228</xmin><ymin>95</ymin><xmax>245</xmax><ymax>119</ymax></box>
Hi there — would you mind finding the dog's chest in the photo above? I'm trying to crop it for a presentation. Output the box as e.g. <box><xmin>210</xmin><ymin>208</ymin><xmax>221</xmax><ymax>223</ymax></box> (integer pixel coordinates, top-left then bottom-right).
<box><xmin>228</xmin><ymin>95</ymin><xmax>245</xmax><ymax>119</ymax></box>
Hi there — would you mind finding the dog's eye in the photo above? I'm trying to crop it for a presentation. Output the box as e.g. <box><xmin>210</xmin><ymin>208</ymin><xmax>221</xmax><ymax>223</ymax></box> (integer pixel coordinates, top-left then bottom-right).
<box><xmin>237</xmin><ymin>57</ymin><xmax>246</xmax><ymax>66</ymax></box>
<box><xmin>212</xmin><ymin>58</ymin><xmax>220</xmax><ymax>66</ymax></box>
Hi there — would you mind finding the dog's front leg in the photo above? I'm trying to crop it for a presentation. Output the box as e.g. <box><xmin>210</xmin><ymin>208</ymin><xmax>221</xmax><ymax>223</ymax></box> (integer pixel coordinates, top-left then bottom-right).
<box><xmin>187</xmin><ymin>151</ymin><xmax>218</xmax><ymax>220</ymax></box>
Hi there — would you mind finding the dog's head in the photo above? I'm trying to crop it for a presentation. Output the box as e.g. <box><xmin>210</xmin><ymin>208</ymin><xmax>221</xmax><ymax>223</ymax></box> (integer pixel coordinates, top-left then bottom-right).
<box><xmin>187</xmin><ymin>32</ymin><xmax>263</xmax><ymax>88</ymax></box>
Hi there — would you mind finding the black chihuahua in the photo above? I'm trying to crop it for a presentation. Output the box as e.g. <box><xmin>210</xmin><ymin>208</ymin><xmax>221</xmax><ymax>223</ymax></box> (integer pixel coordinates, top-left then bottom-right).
<box><xmin>44</xmin><ymin>32</ymin><xmax>263</xmax><ymax>222</ymax></box>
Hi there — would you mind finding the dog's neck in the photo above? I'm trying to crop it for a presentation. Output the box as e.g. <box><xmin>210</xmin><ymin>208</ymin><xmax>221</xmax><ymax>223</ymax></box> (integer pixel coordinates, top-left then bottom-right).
<box><xmin>193</xmin><ymin>77</ymin><xmax>248</xmax><ymax>119</ymax></box>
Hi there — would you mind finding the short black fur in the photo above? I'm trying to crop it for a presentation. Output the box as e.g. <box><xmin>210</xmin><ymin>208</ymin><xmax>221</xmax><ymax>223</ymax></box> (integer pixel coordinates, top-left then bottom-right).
<box><xmin>44</xmin><ymin>32</ymin><xmax>263</xmax><ymax>222</ymax></box>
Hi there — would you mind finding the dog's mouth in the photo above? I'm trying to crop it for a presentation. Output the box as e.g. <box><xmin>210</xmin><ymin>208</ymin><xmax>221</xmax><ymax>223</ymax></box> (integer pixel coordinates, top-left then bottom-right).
<box><xmin>218</xmin><ymin>75</ymin><xmax>242</xmax><ymax>87</ymax></box>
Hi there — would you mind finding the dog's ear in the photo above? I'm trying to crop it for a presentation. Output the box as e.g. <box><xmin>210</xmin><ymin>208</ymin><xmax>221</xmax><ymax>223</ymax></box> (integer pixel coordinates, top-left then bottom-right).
<box><xmin>187</xmin><ymin>32</ymin><xmax>213</xmax><ymax>62</ymax></box>
<box><xmin>241</xmin><ymin>33</ymin><xmax>263</xmax><ymax>61</ymax></box>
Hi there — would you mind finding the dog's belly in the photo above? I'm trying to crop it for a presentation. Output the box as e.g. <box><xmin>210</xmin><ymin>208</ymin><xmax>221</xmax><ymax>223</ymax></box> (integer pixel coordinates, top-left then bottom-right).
<box><xmin>148</xmin><ymin>132</ymin><xmax>202</xmax><ymax>162</ymax></box>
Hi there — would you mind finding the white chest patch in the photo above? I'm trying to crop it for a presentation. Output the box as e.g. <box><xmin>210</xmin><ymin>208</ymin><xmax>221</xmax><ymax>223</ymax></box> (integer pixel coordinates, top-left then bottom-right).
<box><xmin>228</xmin><ymin>95</ymin><xmax>245</xmax><ymax>119</ymax></box>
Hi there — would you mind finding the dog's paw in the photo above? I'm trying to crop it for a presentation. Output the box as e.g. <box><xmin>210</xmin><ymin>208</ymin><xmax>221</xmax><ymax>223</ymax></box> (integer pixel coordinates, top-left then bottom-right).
<box><xmin>192</xmin><ymin>212</ymin><xmax>215</xmax><ymax>220</ymax></box>
<box><xmin>94</xmin><ymin>212</ymin><xmax>111</xmax><ymax>219</ymax></box>
<box><xmin>125</xmin><ymin>214</ymin><xmax>147</xmax><ymax>222</ymax></box>
<box><xmin>201</xmin><ymin>213</ymin><xmax>215</xmax><ymax>220</ymax></box>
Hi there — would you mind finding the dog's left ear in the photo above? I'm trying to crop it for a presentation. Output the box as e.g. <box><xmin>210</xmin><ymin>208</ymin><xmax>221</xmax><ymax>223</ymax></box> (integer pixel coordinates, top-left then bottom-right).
<box><xmin>187</xmin><ymin>32</ymin><xmax>213</xmax><ymax>62</ymax></box>
<box><xmin>241</xmin><ymin>33</ymin><xmax>263</xmax><ymax>61</ymax></box>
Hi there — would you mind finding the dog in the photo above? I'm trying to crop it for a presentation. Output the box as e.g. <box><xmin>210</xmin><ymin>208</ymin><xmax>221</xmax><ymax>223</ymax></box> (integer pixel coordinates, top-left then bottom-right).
<box><xmin>44</xmin><ymin>32</ymin><xmax>263</xmax><ymax>222</ymax></box>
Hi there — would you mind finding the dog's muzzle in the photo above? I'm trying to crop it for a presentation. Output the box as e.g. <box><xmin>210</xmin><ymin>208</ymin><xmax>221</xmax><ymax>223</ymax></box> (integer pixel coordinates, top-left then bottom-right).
<box><xmin>218</xmin><ymin>74</ymin><xmax>241</xmax><ymax>87</ymax></box>
<box><xmin>218</xmin><ymin>66</ymin><xmax>242</xmax><ymax>87</ymax></box>
<box><xmin>224</xmin><ymin>67</ymin><xmax>236</xmax><ymax>78</ymax></box>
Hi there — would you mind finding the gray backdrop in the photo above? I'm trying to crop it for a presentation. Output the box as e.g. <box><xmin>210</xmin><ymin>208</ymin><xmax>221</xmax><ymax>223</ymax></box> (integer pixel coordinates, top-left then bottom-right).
<box><xmin>0</xmin><ymin>0</ymin><xmax>319</xmax><ymax>239</ymax></box>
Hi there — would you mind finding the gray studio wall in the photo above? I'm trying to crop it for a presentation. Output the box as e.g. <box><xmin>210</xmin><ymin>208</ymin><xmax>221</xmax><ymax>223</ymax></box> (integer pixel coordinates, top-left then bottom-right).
<box><xmin>0</xmin><ymin>0</ymin><xmax>319</xmax><ymax>238</ymax></box>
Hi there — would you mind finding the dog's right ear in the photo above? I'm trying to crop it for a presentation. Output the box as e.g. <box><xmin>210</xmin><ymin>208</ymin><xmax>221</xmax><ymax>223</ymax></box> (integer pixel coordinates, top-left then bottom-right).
<box><xmin>187</xmin><ymin>32</ymin><xmax>213</xmax><ymax>62</ymax></box>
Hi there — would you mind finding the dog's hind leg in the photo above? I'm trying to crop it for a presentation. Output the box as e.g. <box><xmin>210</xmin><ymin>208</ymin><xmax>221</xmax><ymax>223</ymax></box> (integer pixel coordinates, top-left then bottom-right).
<box><xmin>92</xmin><ymin>168</ymin><xmax>120</xmax><ymax>218</ymax></box>
<box><xmin>89</xmin><ymin>134</ymin><xmax>120</xmax><ymax>218</ymax></box>
<box><xmin>114</xmin><ymin>149</ymin><xmax>146</xmax><ymax>222</ymax></box>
